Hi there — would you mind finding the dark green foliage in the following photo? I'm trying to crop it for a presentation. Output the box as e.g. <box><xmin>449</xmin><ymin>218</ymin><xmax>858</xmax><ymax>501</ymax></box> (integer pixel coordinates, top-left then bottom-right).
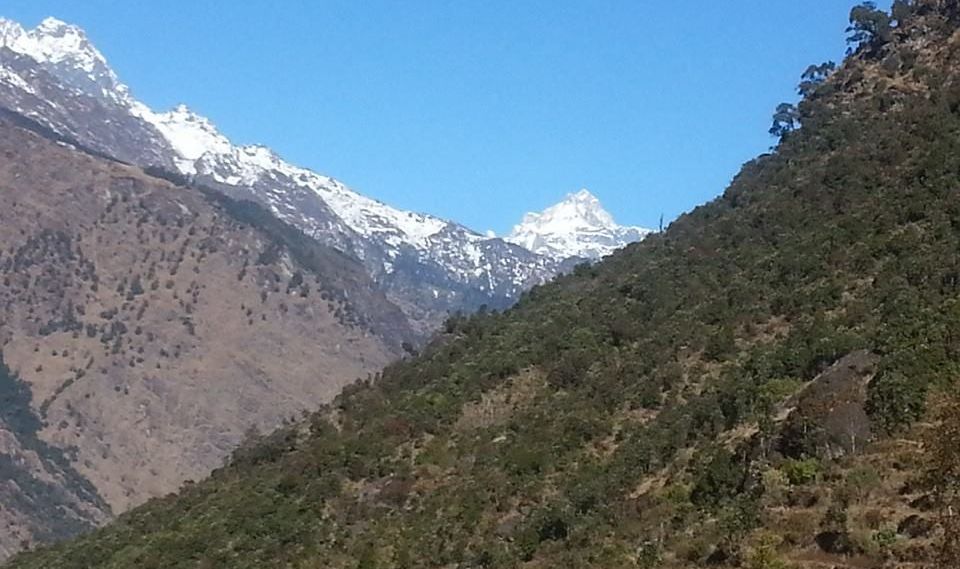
<box><xmin>866</xmin><ymin>369</ymin><xmax>927</xmax><ymax>433</ymax></box>
<box><xmin>847</xmin><ymin>2</ymin><xmax>893</xmax><ymax>55</ymax></box>
<box><xmin>891</xmin><ymin>0</ymin><xmax>918</xmax><ymax>26</ymax></box>
<box><xmin>0</xmin><ymin>352</ymin><xmax>43</xmax><ymax>437</ymax></box>
<box><xmin>769</xmin><ymin>102</ymin><xmax>800</xmax><ymax>138</ymax></box>
<box><xmin>690</xmin><ymin>448</ymin><xmax>746</xmax><ymax>507</ymax></box>
<box><xmin>782</xmin><ymin>458</ymin><xmax>821</xmax><ymax>486</ymax></box>
<box><xmin>798</xmin><ymin>61</ymin><xmax>837</xmax><ymax>97</ymax></box>
<box><xmin>142</xmin><ymin>165</ymin><xmax>190</xmax><ymax>187</ymax></box>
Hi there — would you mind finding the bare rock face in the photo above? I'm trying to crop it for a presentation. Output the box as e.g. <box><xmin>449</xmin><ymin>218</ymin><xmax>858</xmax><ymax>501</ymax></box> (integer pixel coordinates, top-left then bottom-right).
<box><xmin>777</xmin><ymin>350</ymin><xmax>879</xmax><ymax>460</ymax></box>
<box><xmin>0</xmin><ymin>117</ymin><xmax>408</xmax><ymax>558</ymax></box>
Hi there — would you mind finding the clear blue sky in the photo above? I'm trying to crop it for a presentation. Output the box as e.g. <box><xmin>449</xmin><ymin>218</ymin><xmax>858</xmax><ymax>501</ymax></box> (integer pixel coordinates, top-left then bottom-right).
<box><xmin>4</xmin><ymin>1</ymin><xmax>856</xmax><ymax>234</ymax></box>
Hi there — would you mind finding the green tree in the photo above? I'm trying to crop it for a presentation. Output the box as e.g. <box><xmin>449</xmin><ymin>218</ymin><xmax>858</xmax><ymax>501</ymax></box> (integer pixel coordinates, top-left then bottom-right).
<box><xmin>769</xmin><ymin>103</ymin><xmax>800</xmax><ymax>139</ymax></box>
<box><xmin>846</xmin><ymin>2</ymin><xmax>893</xmax><ymax>55</ymax></box>
<box><xmin>865</xmin><ymin>369</ymin><xmax>927</xmax><ymax>434</ymax></box>
<box><xmin>745</xmin><ymin>533</ymin><xmax>790</xmax><ymax>569</ymax></box>
<box><xmin>691</xmin><ymin>448</ymin><xmax>744</xmax><ymax>507</ymax></box>
<box><xmin>798</xmin><ymin>62</ymin><xmax>836</xmax><ymax>97</ymax></box>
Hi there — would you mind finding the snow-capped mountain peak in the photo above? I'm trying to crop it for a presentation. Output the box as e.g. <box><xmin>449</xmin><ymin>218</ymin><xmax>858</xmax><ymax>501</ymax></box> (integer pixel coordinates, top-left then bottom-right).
<box><xmin>0</xmin><ymin>18</ymin><xmax>24</xmax><ymax>44</ymax></box>
<box><xmin>0</xmin><ymin>16</ymin><xmax>127</xmax><ymax>102</ymax></box>
<box><xmin>506</xmin><ymin>189</ymin><xmax>652</xmax><ymax>260</ymax></box>
<box><xmin>540</xmin><ymin>188</ymin><xmax>617</xmax><ymax>230</ymax></box>
<box><xmin>2</xmin><ymin>17</ymin><xmax>92</xmax><ymax>62</ymax></box>
<box><xmin>35</xmin><ymin>17</ymin><xmax>85</xmax><ymax>40</ymax></box>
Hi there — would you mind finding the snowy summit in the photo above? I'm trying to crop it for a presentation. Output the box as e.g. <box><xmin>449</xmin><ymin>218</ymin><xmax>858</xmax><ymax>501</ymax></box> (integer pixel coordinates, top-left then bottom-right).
<box><xmin>506</xmin><ymin>189</ymin><xmax>652</xmax><ymax>260</ymax></box>
<box><xmin>0</xmin><ymin>17</ymin><xmax>129</xmax><ymax>103</ymax></box>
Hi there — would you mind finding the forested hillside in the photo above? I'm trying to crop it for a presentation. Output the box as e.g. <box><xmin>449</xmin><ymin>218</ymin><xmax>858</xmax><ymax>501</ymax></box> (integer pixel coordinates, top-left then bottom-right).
<box><xmin>12</xmin><ymin>2</ymin><xmax>960</xmax><ymax>568</ymax></box>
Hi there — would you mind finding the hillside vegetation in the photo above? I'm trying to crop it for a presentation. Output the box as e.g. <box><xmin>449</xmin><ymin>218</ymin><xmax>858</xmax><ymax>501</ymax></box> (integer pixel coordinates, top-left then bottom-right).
<box><xmin>12</xmin><ymin>2</ymin><xmax>960</xmax><ymax>568</ymax></box>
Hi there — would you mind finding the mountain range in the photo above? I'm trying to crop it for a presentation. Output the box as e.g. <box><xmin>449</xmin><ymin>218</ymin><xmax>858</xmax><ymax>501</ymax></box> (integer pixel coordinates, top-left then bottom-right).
<box><xmin>0</xmin><ymin>16</ymin><xmax>650</xmax><ymax>335</ymax></box>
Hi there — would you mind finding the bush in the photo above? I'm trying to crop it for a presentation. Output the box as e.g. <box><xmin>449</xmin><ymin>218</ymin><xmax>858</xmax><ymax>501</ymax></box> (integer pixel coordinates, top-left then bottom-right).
<box><xmin>745</xmin><ymin>533</ymin><xmax>791</xmax><ymax>569</ymax></box>
<box><xmin>782</xmin><ymin>459</ymin><xmax>821</xmax><ymax>486</ymax></box>
<box><xmin>866</xmin><ymin>370</ymin><xmax>927</xmax><ymax>434</ymax></box>
<box><xmin>691</xmin><ymin>449</ymin><xmax>745</xmax><ymax>507</ymax></box>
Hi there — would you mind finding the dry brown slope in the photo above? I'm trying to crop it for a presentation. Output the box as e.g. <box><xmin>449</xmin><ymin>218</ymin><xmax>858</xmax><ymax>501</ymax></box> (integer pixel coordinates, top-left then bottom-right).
<box><xmin>0</xmin><ymin>116</ymin><xmax>407</xmax><ymax>532</ymax></box>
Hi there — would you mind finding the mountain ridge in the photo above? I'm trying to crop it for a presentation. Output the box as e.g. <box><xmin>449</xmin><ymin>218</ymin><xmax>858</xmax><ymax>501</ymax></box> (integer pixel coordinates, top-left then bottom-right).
<box><xmin>0</xmin><ymin>16</ymin><xmax>650</xmax><ymax>334</ymax></box>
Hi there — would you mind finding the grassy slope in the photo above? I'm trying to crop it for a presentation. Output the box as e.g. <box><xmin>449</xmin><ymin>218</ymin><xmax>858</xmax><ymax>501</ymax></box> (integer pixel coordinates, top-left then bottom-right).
<box><xmin>12</xmin><ymin>5</ymin><xmax>960</xmax><ymax>569</ymax></box>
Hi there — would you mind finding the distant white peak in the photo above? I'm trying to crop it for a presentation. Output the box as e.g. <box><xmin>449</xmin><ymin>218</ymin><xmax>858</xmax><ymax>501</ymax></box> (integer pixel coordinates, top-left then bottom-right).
<box><xmin>506</xmin><ymin>188</ymin><xmax>651</xmax><ymax>260</ymax></box>
<box><xmin>36</xmin><ymin>17</ymin><xmax>78</xmax><ymax>35</ymax></box>
<box><xmin>514</xmin><ymin>189</ymin><xmax>617</xmax><ymax>235</ymax></box>
<box><xmin>531</xmin><ymin>188</ymin><xmax>616</xmax><ymax>229</ymax></box>
<box><xmin>0</xmin><ymin>16</ymin><xmax>127</xmax><ymax>100</ymax></box>
<box><xmin>3</xmin><ymin>17</ymin><xmax>101</xmax><ymax>69</ymax></box>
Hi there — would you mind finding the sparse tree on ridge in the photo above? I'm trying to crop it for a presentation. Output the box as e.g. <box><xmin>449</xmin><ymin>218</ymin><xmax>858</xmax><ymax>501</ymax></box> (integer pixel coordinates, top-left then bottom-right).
<box><xmin>847</xmin><ymin>2</ymin><xmax>894</xmax><ymax>55</ymax></box>
<box><xmin>769</xmin><ymin>103</ymin><xmax>800</xmax><ymax>139</ymax></box>
<box><xmin>798</xmin><ymin>61</ymin><xmax>837</xmax><ymax>98</ymax></box>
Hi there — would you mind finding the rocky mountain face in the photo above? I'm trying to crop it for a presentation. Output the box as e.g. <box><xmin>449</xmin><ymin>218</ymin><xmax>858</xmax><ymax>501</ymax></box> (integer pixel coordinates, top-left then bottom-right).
<box><xmin>506</xmin><ymin>189</ymin><xmax>652</xmax><ymax>260</ymax></box>
<box><xmin>0</xmin><ymin>17</ymin><xmax>648</xmax><ymax>336</ymax></box>
<box><xmin>0</xmin><ymin>114</ymin><xmax>408</xmax><ymax>558</ymax></box>
<box><xmin>0</xmin><ymin>18</ymin><xmax>175</xmax><ymax>169</ymax></box>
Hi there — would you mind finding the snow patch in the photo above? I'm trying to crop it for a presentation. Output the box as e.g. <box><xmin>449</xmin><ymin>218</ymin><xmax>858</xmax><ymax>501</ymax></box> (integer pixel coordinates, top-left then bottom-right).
<box><xmin>134</xmin><ymin>98</ymin><xmax>461</xmax><ymax>250</ymax></box>
<box><xmin>0</xmin><ymin>65</ymin><xmax>36</xmax><ymax>95</ymax></box>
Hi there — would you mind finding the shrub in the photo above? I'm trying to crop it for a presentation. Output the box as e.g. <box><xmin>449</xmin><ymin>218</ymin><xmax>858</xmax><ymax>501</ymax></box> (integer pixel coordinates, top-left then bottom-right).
<box><xmin>782</xmin><ymin>458</ymin><xmax>821</xmax><ymax>486</ymax></box>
